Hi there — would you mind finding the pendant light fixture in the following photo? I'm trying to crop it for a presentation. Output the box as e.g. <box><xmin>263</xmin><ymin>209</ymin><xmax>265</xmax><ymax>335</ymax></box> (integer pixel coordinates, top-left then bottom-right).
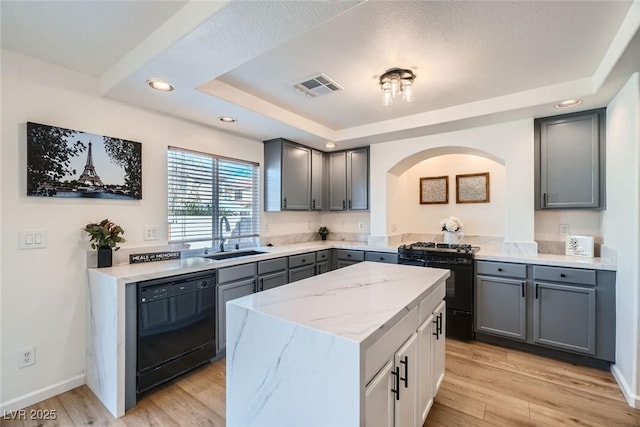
<box><xmin>379</xmin><ymin>68</ymin><xmax>416</xmax><ymax>106</ymax></box>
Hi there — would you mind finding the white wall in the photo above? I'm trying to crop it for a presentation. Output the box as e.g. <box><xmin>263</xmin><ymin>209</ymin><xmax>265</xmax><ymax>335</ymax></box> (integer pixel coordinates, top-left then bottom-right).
<box><xmin>399</xmin><ymin>154</ymin><xmax>506</xmax><ymax>236</ymax></box>
<box><xmin>0</xmin><ymin>50</ymin><xmax>264</xmax><ymax>408</ymax></box>
<box><xmin>602</xmin><ymin>72</ymin><xmax>640</xmax><ymax>407</ymax></box>
<box><xmin>535</xmin><ymin>210</ymin><xmax>603</xmax><ymax>242</ymax></box>
<box><xmin>370</xmin><ymin>120</ymin><xmax>534</xmax><ymax>242</ymax></box>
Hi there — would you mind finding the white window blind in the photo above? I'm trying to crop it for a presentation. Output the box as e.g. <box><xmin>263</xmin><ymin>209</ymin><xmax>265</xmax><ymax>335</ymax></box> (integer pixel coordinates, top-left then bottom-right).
<box><xmin>168</xmin><ymin>147</ymin><xmax>259</xmax><ymax>248</ymax></box>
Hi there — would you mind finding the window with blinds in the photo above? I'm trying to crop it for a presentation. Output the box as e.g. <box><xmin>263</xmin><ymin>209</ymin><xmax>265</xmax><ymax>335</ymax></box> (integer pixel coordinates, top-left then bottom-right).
<box><xmin>167</xmin><ymin>147</ymin><xmax>260</xmax><ymax>249</ymax></box>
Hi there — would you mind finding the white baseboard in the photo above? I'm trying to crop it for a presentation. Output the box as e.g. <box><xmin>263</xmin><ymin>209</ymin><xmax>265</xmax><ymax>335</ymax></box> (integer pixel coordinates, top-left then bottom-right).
<box><xmin>611</xmin><ymin>364</ymin><xmax>640</xmax><ymax>409</ymax></box>
<box><xmin>0</xmin><ymin>374</ymin><xmax>84</xmax><ymax>414</ymax></box>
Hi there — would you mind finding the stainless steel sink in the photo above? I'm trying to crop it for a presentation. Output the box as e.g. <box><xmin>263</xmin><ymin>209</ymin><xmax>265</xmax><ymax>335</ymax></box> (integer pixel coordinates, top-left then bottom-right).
<box><xmin>201</xmin><ymin>250</ymin><xmax>266</xmax><ymax>261</ymax></box>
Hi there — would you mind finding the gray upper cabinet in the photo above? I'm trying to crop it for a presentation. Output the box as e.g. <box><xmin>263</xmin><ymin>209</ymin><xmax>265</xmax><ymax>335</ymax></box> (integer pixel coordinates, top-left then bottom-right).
<box><xmin>329</xmin><ymin>147</ymin><xmax>369</xmax><ymax>211</ymax></box>
<box><xmin>535</xmin><ymin>108</ymin><xmax>606</xmax><ymax>210</ymax></box>
<box><xmin>310</xmin><ymin>149</ymin><xmax>324</xmax><ymax>210</ymax></box>
<box><xmin>264</xmin><ymin>138</ymin><xmax>311</xmax><ymax>211</ymax></box>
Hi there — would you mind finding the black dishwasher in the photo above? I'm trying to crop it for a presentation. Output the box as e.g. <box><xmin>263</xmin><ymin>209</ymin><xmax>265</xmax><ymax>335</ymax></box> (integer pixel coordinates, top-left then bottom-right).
<box><xmin>137</xmin><ymin>271</ymin><xmax>216</xmax><ymax>394</ymax></box>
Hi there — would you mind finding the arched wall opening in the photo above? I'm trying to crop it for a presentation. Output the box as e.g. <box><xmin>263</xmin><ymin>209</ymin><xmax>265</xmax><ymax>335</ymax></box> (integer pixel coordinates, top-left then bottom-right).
<box><xmin>369</xmin><ymin>119</ymin><xmax>535</xmax><ymax>243</ymax></box>
<box><xmin>388</xmin><ymin>148</ymin><xmax>506</xmax><ymax>238</ymax></box>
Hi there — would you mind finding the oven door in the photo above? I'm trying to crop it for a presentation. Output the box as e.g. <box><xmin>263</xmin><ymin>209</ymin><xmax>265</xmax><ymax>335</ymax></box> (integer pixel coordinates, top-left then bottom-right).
<box><xmin>398</xmin><ymin>254</ymin><xmax>427</xmax><ymax>266</ymax></box>
<box><xmin>424</xmin><ymin>261</ymin><xmax>473</xmax><ymax>312</ymax></box>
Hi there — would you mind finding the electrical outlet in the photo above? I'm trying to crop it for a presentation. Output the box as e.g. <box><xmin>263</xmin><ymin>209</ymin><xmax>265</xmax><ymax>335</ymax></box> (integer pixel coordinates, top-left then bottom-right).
<box><xmin>358</xmin><ymin>221</ymin><xmax>365</xmax><ymax>231</ymax></box>
<box><xmin>265</xmin><ymin>223</ymin><xmax>270</xmax><ymax>232</ymax></box>
<box><xmin>18</xmin><ymin>347</ymin><xmax>35</xmax><ymax>368</ymax></box>
<box><xmin>559</xmin><ymin>224</ymin><xmax>570</xmax><ymax>239</ymax></box>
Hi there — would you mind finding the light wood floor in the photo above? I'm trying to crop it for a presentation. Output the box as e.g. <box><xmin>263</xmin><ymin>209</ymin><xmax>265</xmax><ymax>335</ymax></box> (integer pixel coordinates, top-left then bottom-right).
<box><xmin>2</xmin><ymin>340</ymin><xmax>639</xmax><ymax>426</ymax></box>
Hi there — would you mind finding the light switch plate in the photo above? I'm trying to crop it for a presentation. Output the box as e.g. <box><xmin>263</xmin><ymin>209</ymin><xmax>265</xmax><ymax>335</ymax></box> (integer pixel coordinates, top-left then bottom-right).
<box><xmin>19</xmin><ymin>230</ymin><xmax>48</xmax><ymax>249</ymax></box>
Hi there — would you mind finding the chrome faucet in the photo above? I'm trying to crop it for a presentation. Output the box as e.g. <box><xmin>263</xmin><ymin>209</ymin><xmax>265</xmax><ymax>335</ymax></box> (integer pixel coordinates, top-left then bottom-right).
<box><xmin>219</xmin><ymin>216</ymin><xmax>230</xmax><ymax>252</ymax></box>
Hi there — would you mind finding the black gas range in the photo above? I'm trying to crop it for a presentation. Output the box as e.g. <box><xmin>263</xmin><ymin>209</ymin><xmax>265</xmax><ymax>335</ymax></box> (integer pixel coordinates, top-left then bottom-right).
<box><xmin>397</xmin><ymin>242</ymin><xmax>479</xmax><ymax>340</ymax></box>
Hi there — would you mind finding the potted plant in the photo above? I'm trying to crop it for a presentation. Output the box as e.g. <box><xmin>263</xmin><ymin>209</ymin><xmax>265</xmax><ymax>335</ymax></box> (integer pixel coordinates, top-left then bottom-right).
<box><xmin>84</xmin><ymin>219</ymin><xmax>126</xmax><ymax>268</ymax></box>
<box><xmin>318</xmin><ymin>226</ymin><xmax>330</xmax><ymax>241</ymax></box>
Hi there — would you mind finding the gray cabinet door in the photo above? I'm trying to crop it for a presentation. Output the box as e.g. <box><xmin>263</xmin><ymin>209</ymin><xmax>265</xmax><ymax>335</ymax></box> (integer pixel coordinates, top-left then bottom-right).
<box><xmin>536</xmin><ymin>109</ymin><xmax>604</xmax><ymax>209</ymax></box>
<box><xmin>533</xmin><ymin>281</ymin><xmax>596</xmax><ymax>355</ymax></box>
<box><xmin>281</xmin><ymin>142</ymin><xmax>310</xmax><ymax>210</ymax></box>
<box><xmin>347</xmin><ymin>148</ymin><xmax>369</xmax><ymax>210</ymax></box>
<box><xmin>311</xmin><ymin>149</ymin><xmax>324</xmax><ymax>210</ymax></box>
<box><xmin>288</xmin><ymin>264</ymin><xmax>316</xmax><ymax>283</ymax></box>
<box><xmin>329</xmin><ymin>152</ymin><xmax>347</xmax><ymax>210</ymax></box>
<box><xmin>316</xmin><ymin>260</ymin><xmax>329</xmax><ymax>275</ymax></box>
<box><xmin>258</xmin><ymin>271</ymin><xmax>287</xmax><ymax>291</ymax></box>
<box><xmin>217</xmin><ymin>278</ymin><xmax>255</xmax><ymax>352</ymax></box>
<box><xmin>476</xmin><ymin>276</ymin><xmax>526</xmax><ymax>340</ymax></box>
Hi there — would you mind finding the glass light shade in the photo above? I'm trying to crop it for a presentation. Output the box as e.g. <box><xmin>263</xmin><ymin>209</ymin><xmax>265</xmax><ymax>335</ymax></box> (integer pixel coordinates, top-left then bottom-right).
<box><xmin>390</xmin><ymin>74</ymin><xmax>400</xmax><ymax>98</ymax></box>
<box><xmin>401</xmin><ymin>82</ymin><xmax>414</xmax><ymax>102</ymax></box>
<box><xmin>382</xmin><ymin>88</ymin><xmax>392</xmax><ymax>106</ymax></box>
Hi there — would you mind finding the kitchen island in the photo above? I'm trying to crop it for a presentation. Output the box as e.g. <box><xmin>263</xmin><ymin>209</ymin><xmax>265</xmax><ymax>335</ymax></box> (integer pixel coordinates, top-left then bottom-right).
<box><xmin>226</xmin><ymin>261</ymin><xmax>449</xmax><ymax>427</ymax></box>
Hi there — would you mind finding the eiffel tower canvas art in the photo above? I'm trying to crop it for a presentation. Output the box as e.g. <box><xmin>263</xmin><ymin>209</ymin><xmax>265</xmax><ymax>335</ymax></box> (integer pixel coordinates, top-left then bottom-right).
<box><xmin>26</xmin><ymin>122</ymin><xmax>142</xmax><ymax>199</ymax></box>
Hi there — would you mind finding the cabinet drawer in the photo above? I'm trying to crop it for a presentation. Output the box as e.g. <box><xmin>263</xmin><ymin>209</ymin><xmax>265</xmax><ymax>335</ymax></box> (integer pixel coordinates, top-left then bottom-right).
<box><xmin>365</xmin><ymin>251</ymin><xmax>398</xmax><ymax>264</ymax></box>
<box><xmin>533</xmin><ymin>266</ymin><xmax>596</xmax><ymax>286</ymax></box>
<box><xmin>336</xmin><ymin>249</ymin><xmax>364</xmax><ymax>261</ymax></box>
<box><xmin>288</xmin><ymin>252</ymin><xmax>316</xmax><ymax>269</ymax></box>
<box><xmin>218</xmin><ymin>263</ymin><xmax>256</xmax><ymax>284</ymax></box>
<box><xmin>289</xmin><ymin>265</ymin><xmax>315</xmax><ymax>283</ymax></box>
<box><xmin>476</xmin><ymin>261</ymin><xmax>526</xmax><ymax>279</ymax></box>
<box><xmin>418</xmin><ymin>281</ymin><xmax>445</xmax><ymax>325</ymax></box>
<box><xmin>316</xmin><ymin>250</ymin><xmax>330</xmax><ymax>262</ymax></box>
<box><xmin>257</xmin><ymin>257</ymin><xmax>287</xmax><ymax>275</ymax></box>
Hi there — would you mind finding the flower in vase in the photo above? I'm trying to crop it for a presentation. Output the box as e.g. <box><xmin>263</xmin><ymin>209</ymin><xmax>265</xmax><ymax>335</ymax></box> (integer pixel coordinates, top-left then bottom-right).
<box><xmin>440</xmin><ymin>216</ymin><xmax>463</xmax><ymax>232</ymax></box>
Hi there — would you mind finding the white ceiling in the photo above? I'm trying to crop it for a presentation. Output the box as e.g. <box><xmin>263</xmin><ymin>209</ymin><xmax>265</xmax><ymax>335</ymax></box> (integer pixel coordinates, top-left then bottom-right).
<box><xmin>2</xmin><ymin>0</ymin><xmax>639</xmax><ymax>151</ymax></box>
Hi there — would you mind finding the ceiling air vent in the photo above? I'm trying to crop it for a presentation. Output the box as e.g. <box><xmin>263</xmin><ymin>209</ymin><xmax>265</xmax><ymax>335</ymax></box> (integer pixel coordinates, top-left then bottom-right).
<box><xmin>292</xmin><ymin>73</ymin><xmax>343</xmax><ymax>98</ymax></box>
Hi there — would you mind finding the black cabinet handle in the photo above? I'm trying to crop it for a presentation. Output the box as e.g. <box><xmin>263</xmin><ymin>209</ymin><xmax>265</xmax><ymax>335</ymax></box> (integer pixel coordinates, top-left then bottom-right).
<box><xmin>283</xmin><ymin>197</ymin><xmax>287</xmax><ymax>209</ymax></box>
<box><xmin>497</xmin><ymin>268</ymin><xmax>503</xmax><ymax>272</ymax></box>
<box><xmin>433</xmin><ymin>315</ymin><xmax>441</xmax><ymax>340</ymax></box>
<box><xmin>342</xmin><ymin>200</ymin><xmax>346</xmax><ymax>209</ymax></box>
<box><xmin>521</xmin><ymin>281</ymin><xmax>525</xmax><ymax>298</ymax></box>
<box><xmin>535</xmin><ymin>283</ymin><xmax>539</xmax><ymax>299</ymax></box>
<box><xmin>391</xmin><ymin>367</ymin><xmax>400</xmax><ymax>400</ymax></box>
<box><xmin>347</xmin><ymin>254</ymin><xmax>351</xmax><ymax>258</ymax></box>
<box><xmin>400</xmin><ymin>356</ymin><xmax>409</xmax><ymax>388</ymax></box>
<box><xmin>560</xmin><ymin>273</ymin><xmax>566</xmax><ymax>278</ymax></box>
<box><xmin>349</xmin><ymin>199</ymin><xmax>352</xmax><ymax>209</ymax></box>
<box><xmin>379</xmin><ymin>257</ymin><xmax>384</xmax><ymax>261</ymax></box>
<box><xmin>438</xmin><ymin>313</ymin><xmax>443</xmax><ymax>335</ymax></box>
<box><xmin>302</xmin><ymin>259</ymin><xmax>306</xmax><ymax>263</ymax></box>
<box><xmin>543</xmin><ymin>192</ymin><xmax>548</xmax><ymax>206</ymax></box>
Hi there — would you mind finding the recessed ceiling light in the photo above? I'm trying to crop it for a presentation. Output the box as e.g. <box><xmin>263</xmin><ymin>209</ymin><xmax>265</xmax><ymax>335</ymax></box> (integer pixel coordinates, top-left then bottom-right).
<box><xmin>218</xmin><ymin>116</ymin><xmax>237</xmax><ymax>123</ymax></box>
<box><xmin>146</xmin><ymin>79</ymin><xmax>174</xmax><ymax>92</ymax></box>
<box><xmin>324</xmin><ymin>142</ymin><xmax>336</xmax><ymax>149</ymax></box>
<box><xmin>554</xmin><ymin>99</ymin><xmax>583</xmax><ymax>109</ymax></box>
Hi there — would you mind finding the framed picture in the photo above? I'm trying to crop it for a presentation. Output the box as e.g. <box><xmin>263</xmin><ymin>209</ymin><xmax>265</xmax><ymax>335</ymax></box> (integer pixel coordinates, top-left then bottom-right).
<box><xmin>456</xmin><ymin>172</ymin><xmax>490</xmax><ymax>203</ymax></box>
<box><xmin>420</xmin><ymin>176</ymin><xmax>449</xmax><ymax>204</ymax></box>
<box><xmin>27</xmin><ymin>122</ymin><xmax>142</xmax><ymax>199</ymax></box>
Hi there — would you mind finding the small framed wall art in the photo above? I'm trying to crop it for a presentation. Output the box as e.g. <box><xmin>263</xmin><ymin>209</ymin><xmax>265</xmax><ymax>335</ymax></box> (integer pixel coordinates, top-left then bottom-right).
<box><xmin>456</xmin><ymin>172</ymin><xmax>490</xmax><ymax>204</ymax></box>
<box><xmin>420</xmin><ymin>176</ymin><xmax>449</xmax><ymax>204</ymax></box>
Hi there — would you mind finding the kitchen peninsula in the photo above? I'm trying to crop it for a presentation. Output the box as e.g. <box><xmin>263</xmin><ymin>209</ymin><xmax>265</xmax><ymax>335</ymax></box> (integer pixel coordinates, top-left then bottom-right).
<box><xmin>226</xmin><ymin>261</ymin><xmax>449</xmax><ymax>427</ymax></box>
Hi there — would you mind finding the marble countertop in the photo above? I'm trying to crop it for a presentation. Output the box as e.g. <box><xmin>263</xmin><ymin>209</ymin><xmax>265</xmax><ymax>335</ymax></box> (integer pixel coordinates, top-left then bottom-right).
<box><xmin>229</xmin><ymin>261</ymin><xmax>449</xmax><ymax>347</ymax></box>
<box><xmin>89</xmin><ymin>239</ymin><xmax>616</xmax><ymax>283</ymax></box>
<box><xmin>475</xmin><ymin>246</ymin><xmax>617</xmax><ymax>271</ymax></box>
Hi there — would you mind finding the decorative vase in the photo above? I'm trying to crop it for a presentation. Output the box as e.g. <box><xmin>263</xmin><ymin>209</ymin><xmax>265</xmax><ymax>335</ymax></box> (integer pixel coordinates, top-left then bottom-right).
<box><xmin>443</xmin><ymin>231</ymin><xmax>463</xmax><ymax>245</ymax></box>
<box><xmin>97</xmin><ymin>247</ymin><xmax>113</xmax><ymax>268</ymax></box>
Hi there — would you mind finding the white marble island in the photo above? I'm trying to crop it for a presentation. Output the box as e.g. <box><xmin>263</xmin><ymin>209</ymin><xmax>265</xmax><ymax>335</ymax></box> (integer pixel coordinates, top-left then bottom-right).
<box><xmin>226</xmin><ymin>261</ymin><xmax>449</xmax><ymax>427</ymax></box>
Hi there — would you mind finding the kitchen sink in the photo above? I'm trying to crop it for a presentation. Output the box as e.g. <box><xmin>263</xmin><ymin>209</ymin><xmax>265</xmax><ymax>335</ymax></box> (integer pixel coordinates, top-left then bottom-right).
<box><xmin>201</xmin><ymin>250</ymin><xmax>267</xmax><ymax>260</ymax></box>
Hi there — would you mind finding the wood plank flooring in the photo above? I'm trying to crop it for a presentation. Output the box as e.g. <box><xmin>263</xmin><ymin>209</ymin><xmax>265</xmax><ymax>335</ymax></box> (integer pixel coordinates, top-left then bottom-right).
<box><xmin>2</xmin><ymin>340</ymin><xmax>639</xmax><ymax>426</ymax></box>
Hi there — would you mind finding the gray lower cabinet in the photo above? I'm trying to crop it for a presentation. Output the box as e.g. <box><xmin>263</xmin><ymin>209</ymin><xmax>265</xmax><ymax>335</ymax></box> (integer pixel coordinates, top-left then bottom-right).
<box><xmin>335</xmin><ymin>249</ymin><xmax>364</xmax><ymax>269</ymax></box>
<box><xmin>257</xmin><ymin>257</ymin><xmax>288</xmax><ymax>291</ymax></box>
<box><xmin>476</xmin><ymin>275</ymin><xmax>526</xmax><ymax>340</ymax></box>
<box><xmin>316</xmin><ymin>260</ymin><xmax>330</xmax><ymax>275</ymax></box>
<box><xmin>534</xmin><ymin>108</ymin><xmax>605</xmax><ymax>210</ymax></box>
<box><xmin>533</xmin><ymin>274</ymin><xmax>596</xmax><ymax>355</ymax></box>
<box><xmin>365</xmin><ymin>251</ymin><xmax>398</xmax><ymax>264</ymax></box>
<box><xmin>217</xmin><ymin>263</ymin><xmax>257</xmax><ymax>352</ymax></box>
<box><xmin>475</xmin><ymin>261</ymin><xmax>615</xmax><ymax>363</ymax></box>
<box><xmin>288</xmin><ymin>252</ymin><xmax>316</xmax><ymax>283</ymax></box>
